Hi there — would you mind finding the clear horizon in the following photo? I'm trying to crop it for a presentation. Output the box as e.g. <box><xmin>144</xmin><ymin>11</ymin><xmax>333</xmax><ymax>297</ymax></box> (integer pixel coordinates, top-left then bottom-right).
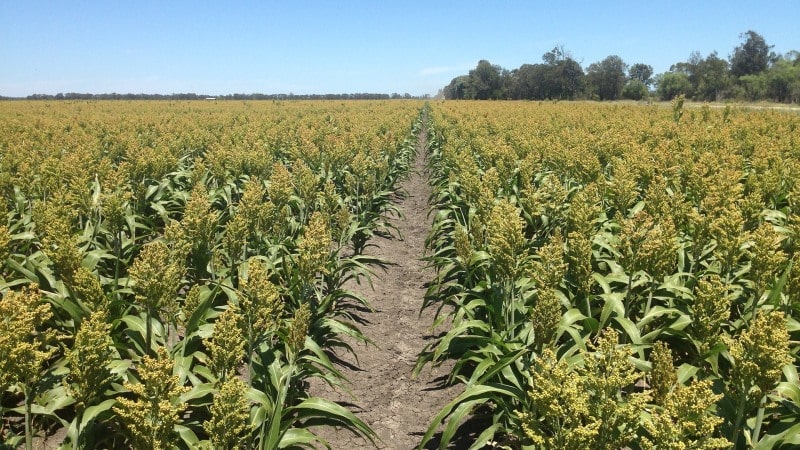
<box><xmin>2</xmin><ymin>0</ymin><xmax>799</xmax><ymax>97</ymax></box>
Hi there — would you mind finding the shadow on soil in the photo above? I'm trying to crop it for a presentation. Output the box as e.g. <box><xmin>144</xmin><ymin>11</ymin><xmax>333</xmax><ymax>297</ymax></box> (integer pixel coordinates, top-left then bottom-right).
<box><xmin>410</xmin><ymin>412</ymin><xmax>495</xmax><ymax>450</ymax></box>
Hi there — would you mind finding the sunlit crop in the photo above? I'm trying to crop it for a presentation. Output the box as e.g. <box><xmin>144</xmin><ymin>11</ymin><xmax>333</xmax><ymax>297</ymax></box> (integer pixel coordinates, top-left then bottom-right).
<box><xmin>0</xmin><ymin>99</ymin><xmax>423</xmax><ymax>448</ymax></box>
<box><xmin>418</xmin><ymin>101</ymin><xmax>800</xmax><ymax>449</ymax></box>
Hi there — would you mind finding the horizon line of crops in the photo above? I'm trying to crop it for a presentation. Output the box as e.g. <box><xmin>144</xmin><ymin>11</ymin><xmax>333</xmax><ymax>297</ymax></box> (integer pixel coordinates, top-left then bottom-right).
<box><xmin>0</xmin><ymin>100</ymin><xmax>426</xmax><ymax>449</ymax></box>
<box><xmin>415</xmin><ymin>100</ymin><xmax>800</xmax><ymax>449</ymax></box>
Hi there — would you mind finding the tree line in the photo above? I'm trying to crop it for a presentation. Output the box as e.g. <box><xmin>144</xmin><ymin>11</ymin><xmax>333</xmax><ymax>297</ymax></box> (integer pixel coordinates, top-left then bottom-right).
<box><xmin>442</xmin><ymin>31</ymin><xmax>800</xmax><ymax>103</ymax></box>
<box><xmin>4</xmin><ymin>92</ymin><xmax>431</xmax><ymax>101</ymax></box>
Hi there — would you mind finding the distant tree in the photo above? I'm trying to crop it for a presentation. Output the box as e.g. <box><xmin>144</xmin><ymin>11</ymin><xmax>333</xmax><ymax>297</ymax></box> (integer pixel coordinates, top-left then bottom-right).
<box><xmin>671</xmin><ymin>51</ymin><xmax>732</xmax><ymax>100</ymax></box>
<box><xmin>671</xmin><ymin>51</ymin><xmax>703</xmax><ymax>96</ymax></box>
<box><xmin>542</xmin><ymin>45</ymin><xmax>569</xmax><ymax>65</ymax></box>
<box><xmin>509</xmin><ymin>64</ymin><xmax>543</xmax><ymax>99</ymax></box>
<box><xmin>555</xmin><ymin>57</ymin><xmax>585</xmax><ymax>99</ymax></box>
<box><xmin>622</xmin><ymin>79</ymin><xmax>648</xmax><ymax>100</ymax></box>
<box><xmin>507</xmin><ymin>48</ymin><xmax>584</xmax><ymax>100</ymax></box>
<box><xmin>765</xmin><ymin>57</ymin><xmax>800</xmax><ymax>103</ymax></box>
<box><xmin>443</xmin><ymin>75</ymin><xmax>471</xmax><ymax>99</ymax></box>
<box><xmin>738</xmin><ymin>74</ymin><xmax>767</xmax><ymax>101</ymax></box>
<box><xmin>499</xmin><ymin>68</ymin><xmax>514</xmax><ymax>99</ymax></box>
<box><xmin>628</xmin><ymin>63</ymin><xmax>654</xmax><ymax>86</ymax></box>
<box><xmin>730</xmin><ymin>30</ymin><xmax>775</xmax><ymax>77</ymax></box>
<box><xmin>695</xmin><ymin>52</ymin><xmax>731</xmax><ymax>101</ymax></box>
<box><xmin>466</xmin><ymin>60</ymin><xmax>504</xmax><ymax>99</ymax></box>
<box><xmin>657</xmin><ymin>72</ymin><xmax>692</xmax><ymax>100</ymax></box>
<box><xmin>586</xmin><ymin>55</ymin><xmax>627</xmax><ymax>100</ymax></box>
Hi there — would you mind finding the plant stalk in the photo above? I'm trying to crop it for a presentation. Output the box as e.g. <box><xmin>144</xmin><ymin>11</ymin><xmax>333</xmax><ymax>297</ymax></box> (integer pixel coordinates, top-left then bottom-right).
<box><xmin>24</xmin><ymin>387</ymin><xmax>32</xmax><ymax>450</ymax></box>
<box><xmin>752</xmin><ymin>394</ymin><xmax>767</xmax><ymax>446</ymax></box>
<box><xmin>730</xmin><ymin>394</ymin><xmax>747</xmax><ymax>449</ymax></box>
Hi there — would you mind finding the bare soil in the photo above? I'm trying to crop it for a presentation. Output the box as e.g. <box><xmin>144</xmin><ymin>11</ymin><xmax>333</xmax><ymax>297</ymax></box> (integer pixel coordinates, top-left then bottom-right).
<box><xmin>308</xmin><ymin>124</ymin><xmax>466</xmax><ymax>449</ymax></box>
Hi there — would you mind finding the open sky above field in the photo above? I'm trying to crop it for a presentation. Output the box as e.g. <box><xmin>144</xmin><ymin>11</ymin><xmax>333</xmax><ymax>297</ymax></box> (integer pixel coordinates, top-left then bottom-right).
<box><xmin>2</xmin><ymin>0</ymin><xmax>799</xmax><ymax>97</ymax></box>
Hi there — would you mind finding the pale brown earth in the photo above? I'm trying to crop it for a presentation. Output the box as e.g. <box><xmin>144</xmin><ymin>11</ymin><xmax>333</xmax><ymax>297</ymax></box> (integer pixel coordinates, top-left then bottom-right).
<box><xmin>308</xmin><ymin>123</ymin><xmax>475</xmax><ymax>449</ymax></box>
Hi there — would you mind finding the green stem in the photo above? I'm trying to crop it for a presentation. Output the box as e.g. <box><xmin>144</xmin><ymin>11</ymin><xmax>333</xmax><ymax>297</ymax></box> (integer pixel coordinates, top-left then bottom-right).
<box><xmin>75</xmin><ymin>411</ymin><xmax>83</xmax><ymax>450</ymax></box>
<box><xmin>24</xmin><ymin>386</ymin><xmax>32</xmax><ymax>450</ymax></box>
<box><xmin>621</xmin><ymin>275</ymin><xmax>634</xmax><ymax>344</ymax></box>
<box><xmin>752</xmin><ymin>394</ymin><xmax>767</xmax><ymax>446</ymax></box>
<box><xmin>644</xmin><ymin>289</ymin><xmax>654</xmax><ymax>319</ymax></box>
<box><xmin>730</xmin><ymin>395</ymin><xmax>747</xmax><ymax>449</ymax></box>
<box><xmin>145</xmin><ymin>304</ymin><xmax>152</xmax><ymax>356</ymax></box>
<box><xmin>246</xmin><ymin>323</ymin><xmax>255</xmax><ymax>387</ymax></box>
<box><xmin>113</xmin><ymin>232</ymin><xmax>121</xmax><ymax>300</ymax></box>
<box><xmin>263</xmin><ymin>360</ymin><xmax>296</xmax><ymax>449</ymax></box>
<box><xmin>247</xmin><ymin>344</ymin><xmax>254</xmax><ymax>387</ymax></box>
<box><xmin>749</xmin><ymin>289</ymin><xmax>760</xmax><ymax>324</ymax></box>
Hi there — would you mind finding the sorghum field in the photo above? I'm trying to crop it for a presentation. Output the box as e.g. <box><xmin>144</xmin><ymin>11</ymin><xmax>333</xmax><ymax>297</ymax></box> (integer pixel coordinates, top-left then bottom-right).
<box><xmin>1</xmin><ymin>99</ymin><xmax>800</xmax><ymax>449</ymax></box>
<box><xmin>0</xmin><ymin>100</ymin><xmax>424</xmax><ymax>449</ymax></box>
<box><xmin>418</xmin><ymin>100</ymin><xmax>800</xmax><ymax>449</ymax></box>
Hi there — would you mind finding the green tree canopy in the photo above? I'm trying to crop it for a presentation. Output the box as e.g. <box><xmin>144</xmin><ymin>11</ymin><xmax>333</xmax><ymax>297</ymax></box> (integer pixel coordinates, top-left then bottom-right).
<box><xmin>657</xmin><ymin>72</ymin><xmax>692</xmax><ymax>100</ymax></box>
<box><xmin>586</xmin><ymin>55</ymin><xmax>628</xmax><ymax>100</ymax></box>
<box><xmin>629</xmin><ymin>63</ymin><xmax>654</xmax><ymax>86</ymax></box>
<box><xmin>730</xmin><ymin>30</ymin><xmax>775</xmax><ymax>77</ymax></box>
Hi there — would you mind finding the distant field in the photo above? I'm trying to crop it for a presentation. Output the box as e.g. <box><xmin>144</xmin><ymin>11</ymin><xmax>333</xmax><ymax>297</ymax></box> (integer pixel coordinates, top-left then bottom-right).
<box><xmin>1</xmin><ymin>100</ymin><xmax>799</xmax><ymax>449</ymax></box>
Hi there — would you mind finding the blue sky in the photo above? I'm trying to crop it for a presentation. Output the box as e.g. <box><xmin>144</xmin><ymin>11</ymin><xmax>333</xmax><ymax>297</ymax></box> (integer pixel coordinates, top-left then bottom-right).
<box><xmin>2</xmin><ymin>1</ymin><xmax>799</xmax><ymax>97</ymax></box>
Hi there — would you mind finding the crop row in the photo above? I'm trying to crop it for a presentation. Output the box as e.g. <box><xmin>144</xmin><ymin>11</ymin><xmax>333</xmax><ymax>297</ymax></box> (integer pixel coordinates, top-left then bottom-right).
<box><xmin>0</xmin><ymin>100</ymin><xmax>424</xmax><ymax>449</ymax></box>
<box><xmin>417</xmin><ymin>100</ymin><xmax>800</xmax><ymax>449</ymax></box>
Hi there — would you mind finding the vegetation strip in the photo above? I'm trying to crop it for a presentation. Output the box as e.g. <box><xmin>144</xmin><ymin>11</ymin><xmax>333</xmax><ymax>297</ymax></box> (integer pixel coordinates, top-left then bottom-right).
<box><xmin>0</xmin><ymin>100</ymin><xmax>422</xmax><ymax>449</ymax></box>
<box><xmin>417</xmin><ymin>101</ymin><xmax>800</xmax><ymax>449</ymax></box>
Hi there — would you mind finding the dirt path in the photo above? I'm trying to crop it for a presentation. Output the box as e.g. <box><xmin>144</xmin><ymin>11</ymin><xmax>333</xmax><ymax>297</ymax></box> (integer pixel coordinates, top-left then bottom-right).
<box><xmin>309</xmin><ymin>120</ymin><xmax>461</xmax><ymax>449</ymax></box>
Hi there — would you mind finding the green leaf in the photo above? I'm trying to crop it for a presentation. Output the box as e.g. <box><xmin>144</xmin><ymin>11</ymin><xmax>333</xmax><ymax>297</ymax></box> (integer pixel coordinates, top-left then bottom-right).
<box><xmin>593</xmin><ymin>272</ymin><xmax>612</xmax><ymax>294</ymax></box>
<box><xmin>752</xmin><ymin>425</ymin><xmax>793</xmax><ymax>450</ymax></box>
<box><xmin>613</xmin><ymin>316</ymin><xmax>642</xmax><ymax>345</ymax></box>
<box><xmin>469</xmin><ymin>423</ymin><xmax>502</xmax><ymax>450</ymax></box>
<box><xmin>783</xmin><ymin>364</ymin><xmax>798</xmax><ymax>384</ymax></box>
<box><xmin>80</xmin><ymin>399</ymin><xmax>117</xmax><ymax>430</ymax></box>
<box><xmin>290</xmin><ymin>397</ymin><xmax>378</xmax><ymax>445</ymax></box>
<box><xmin>108</xmin><ymin>359</ymin><xmax>132</xmax><ymax>375</ymax></box>
<box><xmin>47</xmin><ymin>294</ymin><xmax>87</xmax><ymax>323</ymax></box>
<box><xmin>766</xmin><ymin>261</ymin><xmax>790</xmax><ymax>307</ymax></box>
<box><xmin>419</xmin><ymin>383</ymin><xmax>522</xmax><ymax>450</ymax></box>
<box><xmin>472</xmin><ymin>347</ymin><xmax>528</xmax><ymax>386</ymax></box>
<box><xmin>560</xmin><ymin>308</ymin><xmax>587</xmax><ymax>327</ymax></box>
<box><xmin>120</xmin><ymin>314</ymin><xmax>146</xmax><ymax>337</ymax></box>
<box><xmin>82</xmin><ymin>249</ymin><xmax>112</xmax><ymax>270</ymax></box>
<box><xmin>279</xmin><ymin>428</ymin><xmax>328</xmax><ymax>449</ymax></box>
<box><xmin>433</xmin><ymin>319</ymin><xmax>490</xmax><ymax>362</ymax></box>
<box><xmin>599</xmin><ymin>292</ymin><xmax>625</xmax><ymax>329</ymax></box>
<box><xmin>179</xmin><ymin>382</ymin><xmax>216</xmax><ymax>404</ymax></box>
<box><xmin>175</xmin><ymin>424</ymin><xmax>199</xmax><ymax>447</ymax></box>
<box><xmin>439</xmin><ymin>400</ymin><xmax>479</xmax><ymax>449</ymax></box>
<box><xmin>637</xmin><ymin>306</ymin><xmax>679</xmax><ymax>329</ymax></box>
<box><xmin>676</xmin><ymin>363</ymin><xmax>699</xmax><ymax>384</ymax></box>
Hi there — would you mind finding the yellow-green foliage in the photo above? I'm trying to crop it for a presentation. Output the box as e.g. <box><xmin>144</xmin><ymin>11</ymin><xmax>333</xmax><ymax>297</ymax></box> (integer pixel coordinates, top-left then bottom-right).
<box><xmin>0</xmin><ymin>99</ymin><xmax>420</xmax><ymax>447</ymax></box>
<box><xmin>203</xmin><ymin>378</ymin><xmax>250</xmax><ymax>449</ymax></box>
<box><xmin>520</xmin><ymin>329</ymin><xmax>650</xmax><ymax>449</ymax></box>
<box><xmin>288</xmin><ymin>302</ymin><xmax>312</xmax><ymax>355</ymax></box>
<box><xmin>0</xmin><ymin>224</ymin><xmax>10</xmax><ymax>265</ymax></box>
<box><xmin>296</xmin><ymin>211</ymin><xmax>332</xmax><ymax>282</ymax></box>
<box><xmin>239</xmin><ymin>258</ymin><xmax>282</xmax><ymax>339</ymax></box>
<box><xmin>0</xmin><ymin>284</ymin><xmax>53</xmax><ymax>391</ymax></box>
<box><xmin>642</xmin><ymin>380</ymin><xmax>730</xmax><ymax>450</ymax></box>
<box><xmin>725</xmin><ymin>311</ymin><xmax>792</xmax><ymax>408</ymax></box>
<box><xmin>65</xmin><ymin>309</ymin><xmax>115</xmax><ymax>411</ymax></box>
<box><xmin>114</xmin><ymin>347</ymin><xmax>189</xmax><ymax>450</ymax></box>
<box><xmin>206</xmin><ymin>306</ymin><xmax>245</xmax><ymax>383</ymax></box>
<box><xmin>423</xmin><ymin>101</ymin><xmax>800</xmax><ymax>449</ymax></box>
